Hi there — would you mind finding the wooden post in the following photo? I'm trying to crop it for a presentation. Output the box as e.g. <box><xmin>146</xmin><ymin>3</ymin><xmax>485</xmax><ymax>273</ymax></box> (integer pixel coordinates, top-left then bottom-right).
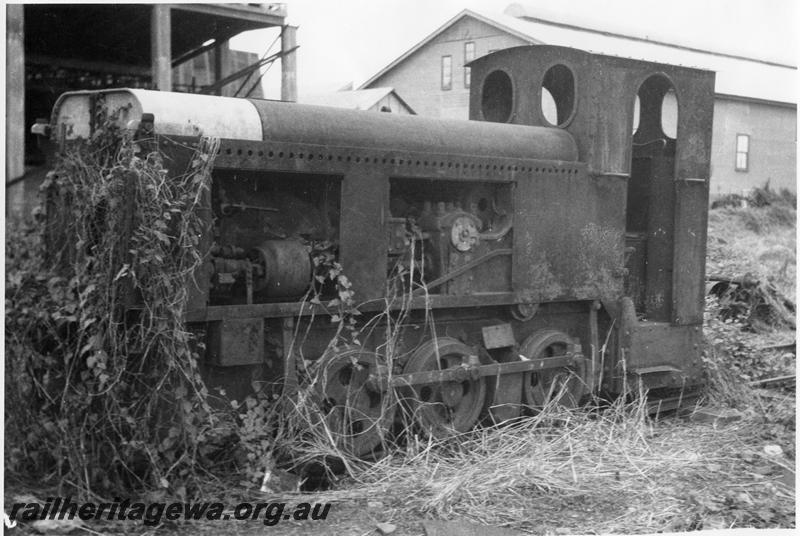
<box><xmin>6</xmin><ymin>4</ymin><xmax>26</xmax><ymax>217</ymax></box>
<box><xmin>6</xmin><ymin>4</ymin><xmax>25</xmax><ymax>180</ymax></box>
<box><xmin>213</xmin><ymin>40</ymin><xmax>230</xmax><ymax>96</ymax></box>
<box><xmin>280</xmin><ymin>25</ymin><xmax>297</xmax><ymax>102</ymax></box>
<box><xmin>150</xmin><ymin>4</ymin><xmax>172</xmax><ymax>91</ymax></box>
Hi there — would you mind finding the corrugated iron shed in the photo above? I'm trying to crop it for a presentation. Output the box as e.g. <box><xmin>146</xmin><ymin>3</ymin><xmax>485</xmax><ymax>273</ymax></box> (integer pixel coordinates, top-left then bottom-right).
<box><xmin>361</xmin><ymin>8</ymin><xmax>796</xmax><ymax>105</ymax></box>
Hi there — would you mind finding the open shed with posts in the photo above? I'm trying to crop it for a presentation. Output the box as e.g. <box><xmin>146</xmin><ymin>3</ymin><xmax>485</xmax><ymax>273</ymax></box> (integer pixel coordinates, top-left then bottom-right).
<box><xmin>7</xmin><ymin>3</ymin><xmax>298</xmax><ymax>218</ymax></box>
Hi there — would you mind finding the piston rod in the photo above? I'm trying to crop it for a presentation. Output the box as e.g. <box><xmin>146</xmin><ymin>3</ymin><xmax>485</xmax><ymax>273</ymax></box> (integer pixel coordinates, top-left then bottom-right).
<box><xmin>372</xmin><ymin>354</ymin><xmax>585</xmax><ymax>390</ymax></box>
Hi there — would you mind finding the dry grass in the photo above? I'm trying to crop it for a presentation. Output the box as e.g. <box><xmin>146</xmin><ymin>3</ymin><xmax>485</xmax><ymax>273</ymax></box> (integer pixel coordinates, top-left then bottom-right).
<box><xmin>707</xmin><ymin>203</ymin><xmax>796</xmax><ymax>300</ymax></box>
<box><xmin>253</xmin><ymin>392</ymin><xmax>794</xmax><ymax>533</ymax></box>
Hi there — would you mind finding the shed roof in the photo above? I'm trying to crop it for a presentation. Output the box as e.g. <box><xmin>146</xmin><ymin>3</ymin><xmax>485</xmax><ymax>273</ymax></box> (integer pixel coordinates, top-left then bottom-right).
<box><xmin>24</xmin><ymin>4</ymin><xmax>285</xmax><ymax>71</ymax></box>
<box><xmin>362</xmin><ymin>8</ymin><xmax>796</xmax><ymax>105</ymax></box>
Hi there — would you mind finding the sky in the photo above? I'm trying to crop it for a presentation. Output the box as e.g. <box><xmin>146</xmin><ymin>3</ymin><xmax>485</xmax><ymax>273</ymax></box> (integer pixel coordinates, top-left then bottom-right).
<box><xmin>229</xmin><ymin>0</ymin><xmax>798</xmax><ymax>99</ymax></box>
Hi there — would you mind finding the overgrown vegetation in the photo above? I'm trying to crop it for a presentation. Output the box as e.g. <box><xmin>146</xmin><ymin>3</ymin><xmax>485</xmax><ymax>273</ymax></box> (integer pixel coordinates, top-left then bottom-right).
<box><xmin>703</xmin><ymin>296</ymin><xmax>794</xmax><ymax>384</ymax></box>
<box><xmin>5</xmin><ymin>105</ymin><xmax>224</xmax><ymax>497</ymax></box>
<box><xmin>707</xmin><ymin>182</ymin><xmax>796</xmax><ymax>303</ymax></box>
<box><xmin>711</xmin><ymin>182</ymin><xmax>796</xmax><ymax>211</ymax></box>
<box><xmin>704</xmin><ymin>181</ymin><xmax>795</xmax><ymax>376</ymax></box>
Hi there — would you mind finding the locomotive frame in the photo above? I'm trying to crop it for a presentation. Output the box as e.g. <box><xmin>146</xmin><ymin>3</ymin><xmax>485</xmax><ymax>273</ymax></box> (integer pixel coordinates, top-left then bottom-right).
<box><xmin>42</xmin><ymin>45</ymin><xmax>715</xmax><ymax>456</ymax></box>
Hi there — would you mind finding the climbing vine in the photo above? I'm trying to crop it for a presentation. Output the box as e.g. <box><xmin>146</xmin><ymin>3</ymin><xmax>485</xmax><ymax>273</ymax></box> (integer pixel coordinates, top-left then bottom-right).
<box><xmin>5</xmin><ymin>103</ymin><xmax>225</xmax><ymax>497</ymax></box>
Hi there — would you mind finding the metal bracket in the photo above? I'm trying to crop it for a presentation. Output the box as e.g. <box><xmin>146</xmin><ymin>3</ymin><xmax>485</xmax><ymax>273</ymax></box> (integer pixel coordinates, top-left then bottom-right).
<box><xmin>137</xmin><ymin>113</ymin><xmax>155</xmax><ymax>137</ymax></box>
<box><xmin>30</xmin><ymin>119</ymin><xmax>51</xmax><ymax>138</ymax></box>
<box><xmin>481</xmin><ymin>323</ymin><xmax>515</xmax><ymax>349</ymax></box>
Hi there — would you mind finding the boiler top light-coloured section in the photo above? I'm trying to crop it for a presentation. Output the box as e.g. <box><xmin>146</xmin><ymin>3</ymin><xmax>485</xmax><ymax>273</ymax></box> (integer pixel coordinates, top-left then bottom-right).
<box><xmin>50</xmin><ymin>88</ymin><xmax>580</xmax><ymax>164</ymax></box>
<box><xmin>51</xmin><ymin>89</ymin><xmax>264</xmax><ymax>141</ymax></box>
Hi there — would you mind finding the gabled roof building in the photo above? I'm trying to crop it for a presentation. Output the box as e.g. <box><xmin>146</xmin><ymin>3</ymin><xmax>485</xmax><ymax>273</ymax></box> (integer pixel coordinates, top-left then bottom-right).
<box><xmin>300</xmin><ymin>87</ymin><xmax>415</xmax><ymax>114</ymax></box>
<box><xmin>362</xmin><ymin>6</ymin><xmax>796</xmax><ymax>195</ymax></box>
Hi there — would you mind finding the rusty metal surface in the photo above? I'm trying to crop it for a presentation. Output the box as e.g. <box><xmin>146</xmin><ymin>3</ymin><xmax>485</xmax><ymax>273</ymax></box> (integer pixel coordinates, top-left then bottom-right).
<box><xmin>470</xmin><ymin>44</ymin><xmax>713</xmax><ymax>393</ymax></box>
<box><xmin>339</xmin><ymin>168</ymin><xmax>389</xmax><ymax>301</ymax></box>
<box><xmin>630</xmin><ymin>149</ymin><xmax>676</xmax><ymax>322</ymax></box>
<box><xmin>470</xmin><ymin>45</ymin><xmax>714</xmax><ymax>314</ymax></box>
<box><xmin>184</xmin><ymin>292</ymin><xmax>522</xmax><ymax>322</ymax></box>
<box><xmin>628</xmin><ymin>322</ymin><xmax>704</xmax><ymax>389</ymax></box>
<box><xmin>248</xmin><ymin>98</ymin><xmax>579</xmax><ymax>162</ymax></box>
<box><xmin>469</xmin><ymin>45</ymin><xmax>714</xmax><ymax>176</ymax></box>
<box><xmin>669</xmin><ymin>66</ymin><xmax>714</xmax><ymax>321</ymax></box>
<box><xmin>512</xmin><ymin>164</ymin><xmax>623</xmax><ymax>303</ymax></box>
<box><xmin>212</xmin><ymin>138</ymin><xmax>571</xmax><ymax>187</ymax></box>
<box><xmin>49</xmin><ymin>44</ymin><xmax>716</xmax><ymax>415</ymax></box>
<box><xmin>205</xmin><ymin>317</ymin><xmax>265</xmax><ymax>367</ymax></box>
<box><xmin>251</xmin><ymin>240</ymin><xmax>311</xmax><ymax>298</ymax></box>
<box><xmin>672</xmin><ymin>178</ymin><xmax>710</xmax><ymax>326</ymax></box>
<box><xmin>481</xmin><ymin>323</ymin><xmax>515</xmax><ymax>349</ymax></box>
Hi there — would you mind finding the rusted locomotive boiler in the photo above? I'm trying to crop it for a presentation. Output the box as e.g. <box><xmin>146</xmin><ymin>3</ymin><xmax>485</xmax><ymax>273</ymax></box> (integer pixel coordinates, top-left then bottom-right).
<box><xmin>44</xmin><ymin>45</ymin><xmax>715</xmax><ymax>456</ymax></box>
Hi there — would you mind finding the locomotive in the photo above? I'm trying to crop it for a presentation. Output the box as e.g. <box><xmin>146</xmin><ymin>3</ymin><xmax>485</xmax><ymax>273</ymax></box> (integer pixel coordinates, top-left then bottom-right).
<box><xmin>42</xmin><ymin>45</ymin><xmax>714</xmax><ymax>456</ymax></box>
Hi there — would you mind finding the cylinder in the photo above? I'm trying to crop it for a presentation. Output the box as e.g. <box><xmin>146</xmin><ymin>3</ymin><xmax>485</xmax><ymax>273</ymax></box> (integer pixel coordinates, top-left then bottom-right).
<box><xmin>251</xmin><ymin>240</ymin><xmax>311</xmax><ymax>298</ymax></box>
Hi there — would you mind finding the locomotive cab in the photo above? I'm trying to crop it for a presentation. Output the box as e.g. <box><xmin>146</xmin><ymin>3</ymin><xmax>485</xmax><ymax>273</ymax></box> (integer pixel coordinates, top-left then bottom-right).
<box><xmin>469</xmin><ymin>45</ymin><xmax>714</xmax><ymax>395</ymax></box>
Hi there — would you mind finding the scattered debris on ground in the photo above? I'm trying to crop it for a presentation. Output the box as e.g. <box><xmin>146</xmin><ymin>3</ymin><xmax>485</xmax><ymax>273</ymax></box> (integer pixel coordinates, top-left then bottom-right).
<box><xmin>708</xmin><ymin>274</ymin><xmax>795</xmax><ymax>331</ymax></box>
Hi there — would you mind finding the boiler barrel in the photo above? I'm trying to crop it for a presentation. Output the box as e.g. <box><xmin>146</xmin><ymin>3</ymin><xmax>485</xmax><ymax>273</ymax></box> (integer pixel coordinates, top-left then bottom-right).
<box><xmin>49</xmin><ymin>89</ymin><xmax>579</xmax><ymax>163</ymax></box>
<box><xmin>249</xmin><ymin>99</ymin><xmax>579</xmax><ymax>162</ymax></box>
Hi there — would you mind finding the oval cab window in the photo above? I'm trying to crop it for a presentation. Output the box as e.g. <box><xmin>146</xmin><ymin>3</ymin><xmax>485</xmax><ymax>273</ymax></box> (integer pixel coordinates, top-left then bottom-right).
<box><xmin>541</xmin><ymin>64</ymin><xmax>575</xmax><ymax>127</ymax></box>
<box><xmin>661</xmin><ymin>89</ymin><xmax>678</xmax><ymax>139</ymax></box>
<box><xmin>632</xmin><ymin>95</ymin><xmax>640</xmax><ymax>134</ymax></box>
<box><xmin>482</xmin><ymin>70</ymin><xmax>513</xmax><ymax>123</ymax></box>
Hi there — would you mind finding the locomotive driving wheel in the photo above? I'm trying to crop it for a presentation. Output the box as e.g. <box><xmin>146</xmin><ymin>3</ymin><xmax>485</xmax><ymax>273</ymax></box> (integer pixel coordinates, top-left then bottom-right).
<box><xmin>314</xmin><ymin>349</ymin><xmax>394</xmax><ymax>457</ymax></box>
<box><xmin>520</xmin><ymin>330</ymin><xmax>588</xmax><ymax>409</ymax></box>
<box><xmin>401</xmin><ymin>337</ymin><xmax>486</xmax><ymax>438</ymax></box>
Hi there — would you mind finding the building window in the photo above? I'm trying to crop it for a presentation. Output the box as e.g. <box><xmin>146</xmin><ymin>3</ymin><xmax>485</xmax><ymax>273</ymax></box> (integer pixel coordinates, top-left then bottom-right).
<box><xmin>441</xmin><ymin>55</ymin><xmax>452</xmax><ymax>91</ymax></box>
<box><xmin>464</xmin><ymin>42</ymin><xmax>475</xmax><ymax>88</ymax></box>
<box><xmin>735</xmin><ymin>134</ymin><xmax>749</xmax><ymax>171</ymax></box>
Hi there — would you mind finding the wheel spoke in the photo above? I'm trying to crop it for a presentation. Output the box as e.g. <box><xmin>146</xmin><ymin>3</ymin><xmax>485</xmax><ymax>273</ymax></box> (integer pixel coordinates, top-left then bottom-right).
<box><xmin>315</xmin><ymin>349</ymin><xmax>394</xmax><ymax>457</ymax></box>
<box><xmin>520</xmin><ymin>330</ymin><xmax>588</xmax><ymax>410</ymax></box>
<box><xmin>401</xmin><ymin>337</ymin><xmax>486</xmax><ymax>437</ymax></box>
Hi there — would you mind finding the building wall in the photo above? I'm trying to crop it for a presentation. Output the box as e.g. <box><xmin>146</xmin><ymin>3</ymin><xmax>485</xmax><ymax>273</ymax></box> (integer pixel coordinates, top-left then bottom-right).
<box><xmin>367</xmin><ymin>18</ymin><xmax>529</xmax><ymax>118</ymax></box>
<box><xmin>173</xmin><ymin>43</ymin><xmax>264</xmax><ymax>98</ymax></box>
<box><xmin>710</xmin><ymin>98</ymin><xmax>796</xmax><ymax>195</ymax></box>
<box><xmin>368</xmin><ymin>16</ymin><xmax>797</xmax><ymax>195</ymax></box>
